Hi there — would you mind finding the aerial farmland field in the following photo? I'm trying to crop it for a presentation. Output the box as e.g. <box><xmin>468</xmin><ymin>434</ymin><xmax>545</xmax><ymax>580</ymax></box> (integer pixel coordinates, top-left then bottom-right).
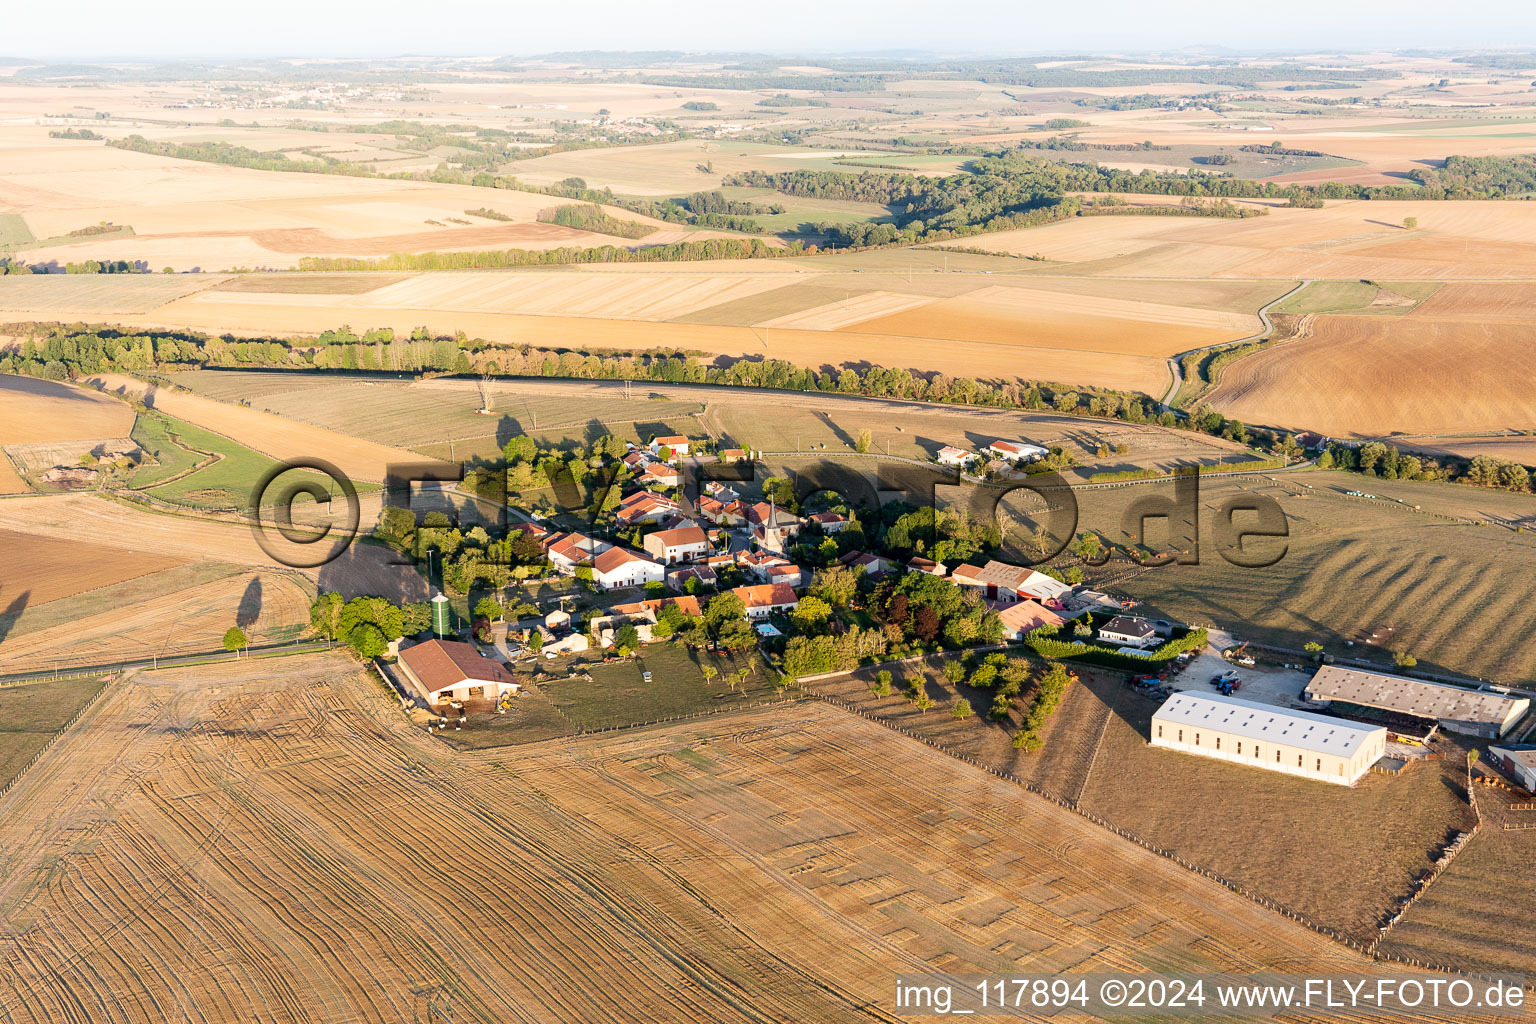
<box><xmin>0</xmin><ymin>655</ymin><xmax>1410</xmax><ymax>1024</ymax></box>
<box><xmin>3</xmin><ymin>40</ymin><xmax>1536</xmax><ymax>1023</ymax></box>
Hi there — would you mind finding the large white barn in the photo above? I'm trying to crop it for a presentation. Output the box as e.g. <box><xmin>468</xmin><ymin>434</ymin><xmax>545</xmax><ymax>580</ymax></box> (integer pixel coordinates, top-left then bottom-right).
<box><xmin>1151</xmin><ymin>691</ymin><xmax>1387</xmax><ymax>786</ymax></box>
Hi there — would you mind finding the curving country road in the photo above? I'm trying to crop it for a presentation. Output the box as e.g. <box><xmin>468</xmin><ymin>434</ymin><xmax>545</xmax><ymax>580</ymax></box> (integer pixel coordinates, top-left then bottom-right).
<box><xmin>1160</xmin><ymin>279</ymin><xmax>1311</xmax><ymax>410</ymax></box>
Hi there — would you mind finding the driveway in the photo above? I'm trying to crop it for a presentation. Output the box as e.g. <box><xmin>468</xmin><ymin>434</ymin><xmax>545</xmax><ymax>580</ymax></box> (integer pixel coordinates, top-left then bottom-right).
<box><xmin>1171</xmin><ymin>646</ymin><xmax>1315</xmax><ymax>709</ymax></box>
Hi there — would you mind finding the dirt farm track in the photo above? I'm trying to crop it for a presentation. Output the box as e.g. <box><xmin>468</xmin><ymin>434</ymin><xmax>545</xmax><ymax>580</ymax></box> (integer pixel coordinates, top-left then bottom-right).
<box><xmin>1</xmin><ymin>654</ymin><xmax>1473</xmax><ymax>1024</ymax></box>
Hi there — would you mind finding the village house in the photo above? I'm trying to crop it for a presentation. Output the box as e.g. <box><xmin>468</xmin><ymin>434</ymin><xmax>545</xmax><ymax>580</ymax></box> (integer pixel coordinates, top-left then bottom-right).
<box><xmin>1098</xmin><ymin>615</ymin><xmax>1159</xmax><ymax>648</ymax></box>
<box><xmin>638</xmin><ymin>463</ymin><xmax>683</xmax><ymax>490</ymax></box>
<box><xmin>396</xmin><ymin>639</ymin><xmax>520</xmax><ymax>707</ymax></box>
<box><xmin>906</xmin><ymin>555</ymin><xmax>948</xmax><ymax>577</ymax></box>
<box><xmin>810</xmin><ymin>511</ymin><xmax>851</xmax><ymax>533</ymax></box>
<box><xmin>589</xmin><ymin>546</ymin><xmax>665</xmax><ymax>590</ymax></box>
<box><xmin>697</xmin><ymin>494</ymin><xmax>746</xmax><ymax>526</ymax></box>
<box><xmin>936</xmin><ymin>445</ymin><xmax>976</xmax><ymax>468</ymax></box>
<box><xmin>594</xmin><ymin>595</ymin><xmax>704</xmax><ymax>646</ymax></box>
<box><xmin>615</xmin><ymin>490</ymin><xmax>684</xmax><ymax>526</ymax></box>
<box><xmin>718</xmin><ymin>448</ymin><xmax>748</xmax><ymax>462</ymax></box>
<box><xmin>738</xmin><ymin>548</ymin><xmax>792</xmax><ymax>578</ymax></box>
<box><xmin>544</xmin><ymin>531</ymin><xmax>611</xmax><ymax>573</ymax></box>
<box><xmin>666</xmin><ymin>564</ymin><xmax>717</xmax><ymax>592</ymax></box>
<box><xmin>764</xmin><ymin>563</ymin><xmax>809</xmax><ymax>589</ymax></box>
<box><xmin>642</xmin><ymin>524</ymin><xmax>710</xmax><ymax>564</ymax></box>
<box><xmin>839</xmin><ymin>550</ymin><xmax>896</xmax><ymax>578</ymax></box>
<box><xmin>648</xmin><ymin>435</ymin><xmax>692</xmax><ymax>458</ymax></box>
<box><xmin>732</xmin><ymin>582</ymin><xmax>799</xmax><ymax>620</ymax></box>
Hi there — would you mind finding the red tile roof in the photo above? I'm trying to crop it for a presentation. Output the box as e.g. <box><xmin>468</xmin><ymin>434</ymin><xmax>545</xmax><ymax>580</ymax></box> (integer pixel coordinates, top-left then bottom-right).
<box><xmin>649</xmin><ymin>525</ymin><xmax>708</xmax><ymax>549</ymax></box>
<box><xmin>399</xmin><ymin>639</ymin><xmax>516</xmax><ymax>695</ymax></box>
<box><xmin>591</xmin><ymin>546</ymin><xmax>658</xmax><ymax>576</ymax></box>
<box><xmin>732</xmin><ymin>582</ymin><xmax>798</xmax><ymax>610</ymax></box>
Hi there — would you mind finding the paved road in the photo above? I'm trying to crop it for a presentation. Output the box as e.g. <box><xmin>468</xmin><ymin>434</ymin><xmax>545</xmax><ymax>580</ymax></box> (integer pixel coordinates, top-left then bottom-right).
<box><xmin>757</xmin><ymin>449</ymin><xmax>1315</xmax><ymax>490</ymax></box>
<box><xmin>0</xmin><ymin>640</ymin><xmax>334</xmax><ymax>685</ymax></box>
<box><xmin>1159</xmin><ymin>279</ymin><xmax>1311</xmax><ymax>409</ymax></box>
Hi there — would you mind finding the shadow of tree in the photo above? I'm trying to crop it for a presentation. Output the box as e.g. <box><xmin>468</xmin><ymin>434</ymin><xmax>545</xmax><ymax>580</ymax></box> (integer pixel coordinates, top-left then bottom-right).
<box><xmin>235</xmin><ymin>576</ymin><xmax>263</xmax><ymax>628</ymax></box>
<box><xmin>0</xmin><ymin>587</ymin><xmax>30</xmax><ymax>649</ymax></box>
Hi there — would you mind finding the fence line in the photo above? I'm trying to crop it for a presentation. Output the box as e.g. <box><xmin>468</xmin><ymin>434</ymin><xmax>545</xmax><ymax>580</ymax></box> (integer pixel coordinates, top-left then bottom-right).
<box><xmin>802</xmin><ymin>687</ymin><xmax>1526</xmax><ymax>988</ymax></box>
<box><xmin>0</xmin><ymin>672</ymin><xmax>120</xmax><ymax>803</ymax></box>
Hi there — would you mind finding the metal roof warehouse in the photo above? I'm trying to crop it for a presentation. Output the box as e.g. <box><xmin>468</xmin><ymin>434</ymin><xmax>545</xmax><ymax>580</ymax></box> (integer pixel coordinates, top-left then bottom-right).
<box><xmin>1304</xmin><ymin>666</ymin><xmax>1529</xmax><ymax>738</ymax></box>
<box><xmin>1157</xmin><ymin>691</ymin><xmax>1381</xmax><ymax>759</ymax></box>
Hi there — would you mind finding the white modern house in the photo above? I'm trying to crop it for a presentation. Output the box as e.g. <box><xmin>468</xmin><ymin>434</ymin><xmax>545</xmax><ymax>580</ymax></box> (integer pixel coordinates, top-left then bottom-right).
<box><xmin>1098</xmin><ymin>615</ymin><xmax>1159</xmax><ymax>648</ymax></box>
<box><xmin>589</xmin><ymin>546</ymin><xmax>665</xmax><ymax>590</ymax></box>
<box><xmin>936</xmin><ymin>445</ymin><xmax>976</xmax><ymax>468</ymax></box>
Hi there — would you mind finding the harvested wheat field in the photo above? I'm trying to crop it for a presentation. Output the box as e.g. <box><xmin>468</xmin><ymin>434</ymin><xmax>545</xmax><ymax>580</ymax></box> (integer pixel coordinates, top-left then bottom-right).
<box><xmin>847</xmin><ymin>283</ymin><xmax>1263</xmax><ymax>356</ymax></box>
<box><xmin>0</xmin><ymin>373</ymin><xmax>135</xmax><ymax>444</ymax></box>
<box><xmin>0</xmin><ymin>273</ymin><xmax>220</xmax><ymax>314</ymax></box>
<box><xmin>332</xmin><ymin>268</ymin><xmax>797</xmax><ymax>320</ymax></box>
<box><xmin>0</xmin><ymin>373</ymin><xmax>138</xmax><ymax>493</ymax></box>
<box><xmin>0</xmin><ymin>655</ymin><xmax>1437</xmax><ymax>1024</ymax></box>
<box><xmin>0</xmin><ymin>567</ymin><xmax>311</xmax><ymax>672</ymax></box>
<box><xmin>84</xmin><ymin>372</ymin><xmax>426</xmax><ymax>483</ymax></box>
<box><xmin>0</xmin><ymin>493</ymin><xmax>315</xmax><ymax>570</ymax></box>
<box><xmin>0</xmin><ymin>138</ymin><xmax>664</xmax><ymax>270</ymax></box>
<box><xmin>1393</xmin><ymin>435</ymin><xmax>1536</xmax><ymax>464</ymax></box>
<box><xmin>1207</xmin><ymin>316</ymin><xmax>1536</xmax><ymax>436</ymax></box>
<box><xmin>86</xmin><ymin>296</ymin><xmax>1172</xmax><ymax>393</ymax></box>
<box><xmin>958</xmin><ymin>200</ymin><xmax>1536</xmax><ymax>279</ymax></box>
<box><xmin>0</xmin><ymin>527</ymin><xmax>183</xmax><ymax>610</ymax></box>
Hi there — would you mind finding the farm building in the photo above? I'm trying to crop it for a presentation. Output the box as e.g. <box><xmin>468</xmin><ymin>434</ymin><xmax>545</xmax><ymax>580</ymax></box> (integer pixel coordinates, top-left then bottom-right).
<box><xmin>951</xmin><ymin>560</ymin><xmax>1027</xmax><ymax>603</ymax></box>
<box><xmin>907</xmin><ymin>556</ymin><xmax>947</xmax><ymax>577</ymax></box>
<box><xmin>397</xmin><ymin>639</ymin><xmax>520</xmax><ymax>707</ymax></box>
<box><xmin>1487</xmin><ymin>746</ymin><xmax>1536</xmax><ymax>791</ymax></box>
<box><xmin>1099</xmin><ymin>615</ymin><xmax>1159</xmax><ymax>648</ymax></box>
<box><xmin>985</xmin><ymin>439</ymin><xmax>1048</xmax><ymax>463</ymax></box>
<box><xmin>996</xmin><ymin>600</ymin><xmax>1065</xmax><ymax>641</ymax></box>
<box><xmin>951</xmin><ymin>560</ymin><xmax>1071</xmax><ymax>605</ymax></box>
<box><xmin>1151</xmin><ymin>691</ymin><xmax>1387</xmax><ymax>787</ymax></box>
<box><xmin>1304</xmin><ymin>667</ymin><xmax>1530</xmax><ymax>739</ymax></box>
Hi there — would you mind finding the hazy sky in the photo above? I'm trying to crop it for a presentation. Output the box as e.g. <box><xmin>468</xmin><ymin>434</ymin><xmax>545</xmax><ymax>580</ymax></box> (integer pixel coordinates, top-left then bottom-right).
<box><xmin>8</xmin><ymin>0</ymin><xmax>1536</xmax><ymax>60</ymax></box>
